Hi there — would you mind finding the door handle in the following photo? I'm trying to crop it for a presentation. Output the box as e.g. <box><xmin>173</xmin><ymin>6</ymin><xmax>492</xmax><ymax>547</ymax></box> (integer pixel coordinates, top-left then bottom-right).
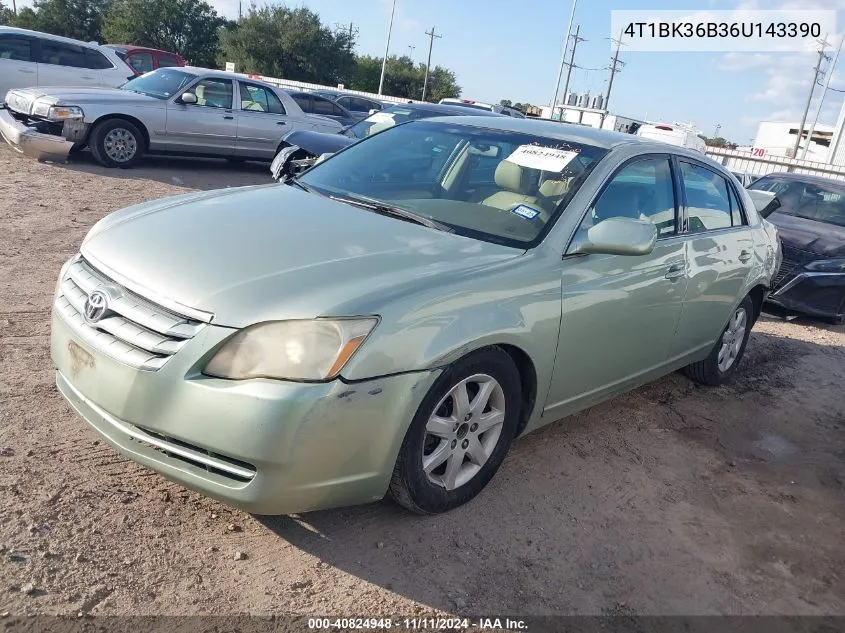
<box><xmin>665</xmin><ymin>264</ymin><xmax>685</xmax><ymax>281</ymax></box>
<box><xmin>18</xmin><ymin>69</ymin><xmax>35</xmax><ymax>74</ymax></box>
<box><xmin>223</xmin><ymin>115</ymin><xmax>234</xmax><ymax>120</ymax></box>
<box><xmin>276</xmin><ymin>121</ymin><xmax>287</xmax><ymax>125</ymax></box>
<box><xmin>80</xmin><ymin>75</ymin><xmax>95</xmax><ymax>80</ymax></box>
<box><xmin>738</xmin><ymin>250</ymin><xmax>752</xmax><ymax>263</ymax></box>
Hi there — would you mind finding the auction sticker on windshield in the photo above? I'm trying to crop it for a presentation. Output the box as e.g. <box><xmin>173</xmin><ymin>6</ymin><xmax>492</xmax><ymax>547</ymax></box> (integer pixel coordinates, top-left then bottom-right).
<box><xmin>506</xmin><ymin>145</ymin><xmax>579</xmax><ymax>172</ymax></box>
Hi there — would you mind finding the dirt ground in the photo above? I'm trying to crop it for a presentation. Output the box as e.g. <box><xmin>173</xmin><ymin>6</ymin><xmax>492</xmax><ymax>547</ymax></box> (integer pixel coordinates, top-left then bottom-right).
<box><xmin>1</xmin><ymin>145</ymin><xmax>844</xmax><ymax>618</ymax></box>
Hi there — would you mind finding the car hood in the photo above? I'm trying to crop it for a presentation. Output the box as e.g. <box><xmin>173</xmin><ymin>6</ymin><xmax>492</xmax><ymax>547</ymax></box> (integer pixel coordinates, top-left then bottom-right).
<box><xmin>80</xmin><ymin>185</ymin><xmax>522</xmax><ymax>327</ymax></box>
<box><xmin>281</xmin><ymin>129</ymin><xmax>355</xmax><ymax>155</ymax></box>
<box><xmin>769</xmin><ymin>211</ymin><xmax>845</xmax><ymax>258</ymax></box>
<box><xmin>5</xmin><ymin>86</ymin><xmax>159</xmax><ymax>114</ymax></box>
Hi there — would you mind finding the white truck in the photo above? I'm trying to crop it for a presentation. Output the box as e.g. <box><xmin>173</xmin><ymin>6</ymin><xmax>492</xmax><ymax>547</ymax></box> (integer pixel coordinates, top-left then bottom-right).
<box><xmin>635</xmin><ymin>123</ymin><xmax>706</xmax><ymax>152</ymax></box>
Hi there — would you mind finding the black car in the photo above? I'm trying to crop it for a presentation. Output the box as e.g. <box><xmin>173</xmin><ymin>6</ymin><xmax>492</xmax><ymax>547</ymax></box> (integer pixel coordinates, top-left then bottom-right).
<box><xmin>287</xmin><ymin>91</ymin><xmax>358</xmax><ymax>127</ymax></box>
<box><xmin>748</xmin><ymin>172</ymin><xmax>845</xmax><ymax>324</ymax></box>
<box><xmin>270</xmin><ymin>102</ymin><xmax>505</xmax><ymax>181</ymax></box>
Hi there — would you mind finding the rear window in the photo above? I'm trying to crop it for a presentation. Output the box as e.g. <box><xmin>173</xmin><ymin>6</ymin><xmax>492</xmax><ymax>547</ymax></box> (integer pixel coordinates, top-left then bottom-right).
<box><xmin>126</xmin><ymin>51</ymin><xmax>154</xmax><ymax>74</ymax></box>
<box><xmin>158</xmin><ymin>54</ymin><xmax>181</xmax><ymax>68</ymax></box>
<box><xmin>85</xmin><ymin>48</ymin><xmax>113</xmax><ymax>70</ymax></box>
<box><xmin>0</xmin><ymin>35</ymin><xmax>32</xmax><ymax>62</ymax></box>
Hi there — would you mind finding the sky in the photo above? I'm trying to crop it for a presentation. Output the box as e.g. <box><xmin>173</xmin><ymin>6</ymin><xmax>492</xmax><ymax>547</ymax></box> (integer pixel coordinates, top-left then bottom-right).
<box><xmin>19</xmin><ymin>0</ymin><xmax>845</xmax><ymax>143</ymax></box>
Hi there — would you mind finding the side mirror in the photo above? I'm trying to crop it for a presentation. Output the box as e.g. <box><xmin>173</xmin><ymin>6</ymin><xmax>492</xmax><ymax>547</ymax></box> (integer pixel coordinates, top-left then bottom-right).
<box><xmin>569</xmin><ymin>217</ymin><xmax>658</xmax><ymax>256</ymax></box>
<box><xmin>745</xmin><ymin>190</ymin><xmax>780</xmax><ymax>219</ymax></box>
<box><xmin>179</xmin><ymin>92</ymin><xmax>198</xmax><ymax>105</ymax></box>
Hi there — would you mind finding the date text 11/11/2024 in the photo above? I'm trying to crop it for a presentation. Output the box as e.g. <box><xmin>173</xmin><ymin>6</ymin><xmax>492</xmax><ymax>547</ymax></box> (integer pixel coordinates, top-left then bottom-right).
<box><xmin>306</xmin><ymin>618</ymin><xmax>528</xmax><ymax>630</ymax></box>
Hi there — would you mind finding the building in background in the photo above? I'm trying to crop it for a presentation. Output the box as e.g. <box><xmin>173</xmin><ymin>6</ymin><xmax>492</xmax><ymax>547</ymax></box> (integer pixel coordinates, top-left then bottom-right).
<box><xmin>752</xmin><ymin>121</ymin><xmax>834</xmax><ymax>162</ymax></box>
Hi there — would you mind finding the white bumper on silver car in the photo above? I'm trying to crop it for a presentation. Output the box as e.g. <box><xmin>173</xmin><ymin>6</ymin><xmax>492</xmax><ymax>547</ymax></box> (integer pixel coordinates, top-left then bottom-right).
<box><xmin>0</xmin><ymin>107</ymin><xmax>74</xmax><ymax>161</ymax></box>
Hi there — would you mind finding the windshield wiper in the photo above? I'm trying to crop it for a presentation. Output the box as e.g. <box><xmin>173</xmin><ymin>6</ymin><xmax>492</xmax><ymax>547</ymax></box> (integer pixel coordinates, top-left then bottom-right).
<box><xmin>328</xmin><ymin>194</ymin><xmax>453</xmax><ymax>233</ymax></box>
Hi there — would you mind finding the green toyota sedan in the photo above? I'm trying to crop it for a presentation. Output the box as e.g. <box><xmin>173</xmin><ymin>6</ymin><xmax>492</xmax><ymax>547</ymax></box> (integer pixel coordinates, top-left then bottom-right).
<box><xmin>51</xmin><ymin>117</ymin><xmax>781</xmax><ymax>515</ymax></box>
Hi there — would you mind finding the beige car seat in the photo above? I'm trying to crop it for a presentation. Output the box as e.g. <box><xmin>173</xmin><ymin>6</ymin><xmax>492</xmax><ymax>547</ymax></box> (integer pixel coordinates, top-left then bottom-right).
<box><xmin>194</xmin><ymin>84</ymin><xmax>206</xmax><ymax>106</ymax></box>
<box><xmin>482</xmin><ymin>161</ymin><xmax>538</xmax><ymax>210</ymax></box>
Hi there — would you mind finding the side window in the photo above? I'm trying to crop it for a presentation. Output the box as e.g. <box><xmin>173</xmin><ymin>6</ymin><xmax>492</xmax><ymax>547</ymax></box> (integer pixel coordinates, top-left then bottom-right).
<box><xmin>0</xmin><ymin>35</ymin><xmax>33</xmax><ymax>62</ymax></box>
<box><xmin>364</xmin><ymin>99</ymin><xmax>382</xmax><ymax>112</ymax></box>
<box><xmin>335</xmin><ymin>96</ymin><xmax>353</xmax><ymax>110</ymax></box>
<box><xmin>292</xmin><ymin>94</ymin><xmax>311</xmax><ymax>112</ymax></box>
<box><xmin>312</xmin><ymin>96</ymin><xmax>336</xmax><ymax>115</ymax></box>
<box><xmin>583</xmin><ymin>157</ymin><xmax>677</xmax><ymax>237</ymax></box>
<box><xmin>158</xmin><ymin>54</ymin><xmax>180</xmax><ymax>68</ymax></box>
<box><xmin>331</xmin><ymin>102</ymin><xmax>346</xmax><ymax>116</ymax></box>
<box><xmin>239</xmin><ymin>82</ymin><xmax>285</xmax><ymax>114</ymax></box>
<box><xmin>84</xmin><ymin>48</ymin><xmax>113</xmax><ymax>70</ymax></box>
<box><xmin>190</xmin><ymin>78</ymin><xmax>233</xmax><ymax>108</ymax></box>
<box><xmin>126</xmin><ymin>52</ymin><xmax>154</xmax><ymax>74</ymax></box>
<box><xmin>680</xmin><ymin>162</ymin><xmax>732</xmax><ymax>233</ymax></box>
<box><xmin>39</xmin><ymin>39</ymin><xmax>86</xmax><ymax>68</ymax></box>
<box><xmin>728</xmin><ymin>185</ymin><xmax>746</xmax><ymax>226</ymax></box>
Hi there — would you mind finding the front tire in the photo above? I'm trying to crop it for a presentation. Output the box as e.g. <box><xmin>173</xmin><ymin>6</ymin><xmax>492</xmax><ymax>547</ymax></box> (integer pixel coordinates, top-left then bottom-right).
<box><xmin>89</xmin><ymin>118</ymin><xmax>144</xmax><ymax>168</ymax></box>
<box><xmin>684</xmin><ymin>295</ymin><xmax>754</xmax><ymax>386</ymax></box>
<box><xmin>389</xmin><ymin>348</ymin><xmax>522</xmax><ymax>514</ymax></box>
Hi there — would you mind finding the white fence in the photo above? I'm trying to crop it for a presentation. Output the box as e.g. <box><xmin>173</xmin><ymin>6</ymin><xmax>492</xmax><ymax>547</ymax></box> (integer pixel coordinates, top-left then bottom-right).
<box><xmin>705</xmin><ymin>146</ymin><xmax>845</xmax><ymax>182</ymax></box>
<box><xmin>233</xmin><ymin>71</ymin><xmax>426</xmax><ymax>104</ymax></box>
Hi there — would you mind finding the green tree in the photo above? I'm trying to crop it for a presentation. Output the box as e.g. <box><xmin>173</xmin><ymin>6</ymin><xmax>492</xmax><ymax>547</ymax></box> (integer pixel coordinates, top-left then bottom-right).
<box><xmin>350</xmin><ymin>55</ymin><xmax>460</xmax><ymax>101</ymax></box>
<box><xmin>103</xmin><ymin>0</ymin><xmax>224</xmax><ymax>67</ymax></box>
<box><xmin>218</xmin><ymin>5</ymin><xmax>354</xmax><ymax>84</ymax></box>
<box><xmin>7</xmin><ymin>0</ymin><xmax>110</xmax><ymax>41</ymax></box>
<box><xmin>422</xmin><ymin>65</ymin><xmax>460</xmax><ymax>102</ymax></box>
<box><xmin>499</xmin><ymin>99</ymin><xmax>512</xmax><ymax>107</ymax></box>
<box><xmin>699</xmin><ymin>135</ymin><xmax>737</xmax><ymax>149</ymax></box>
<box><xmin>0</xmin><ymin>1</ymin><xmax>14</xmax><ymax>24</ymax></box>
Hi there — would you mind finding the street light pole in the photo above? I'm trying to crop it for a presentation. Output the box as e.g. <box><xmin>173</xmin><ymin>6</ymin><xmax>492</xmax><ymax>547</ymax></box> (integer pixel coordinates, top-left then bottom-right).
<box><xmin>378</xmin><ymin>0</ymin><xmax>397</xmax><ymax>96</ymax></box>
<box><xmin>550</xmin><ymin>0</ymin><xmax>578</xmax><ymax>119</ymax></box>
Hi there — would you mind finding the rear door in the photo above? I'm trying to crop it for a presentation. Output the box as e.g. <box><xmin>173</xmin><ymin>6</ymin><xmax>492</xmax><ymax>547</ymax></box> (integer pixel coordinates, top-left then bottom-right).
<box><xmin>234</xmin><ymin>80</ymin><xmax>289</xmax><ymax>159</ymax></box>
<box><xmin>35</xmin><ymin>38</ymin><xmax>100</xmax><ymax>88</ymax></box>
<box><xmin>165</xmin><ymin>76</ymin><xmax>237</xmax><ymax>154</ymax></box>
<box><xmin>0</xmin><ymin>33</ymin><xmax>37</xmax><ymax>96</ymax></box>
<box><xmin>671</xmin><ymin>159</ymin><xmax>754</xmax><ymax>358</ymax></box>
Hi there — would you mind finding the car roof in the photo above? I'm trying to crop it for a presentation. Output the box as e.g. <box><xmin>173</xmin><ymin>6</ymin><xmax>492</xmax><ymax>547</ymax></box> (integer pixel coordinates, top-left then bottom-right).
<box><xmin>105</xmin><ymin>44</ymin><xmax>181</xmax><ymax>56</ymax></box>
<box><xmin>385</xmin><ymin>103</ymin><xmax>504</xmax><ymax>117</ymax></box>
<box><xmin>0</xmin><ymin>25</ymin><xmax>103</xmax><ymax>49</ymax></box>
<box><xmin>417</xmin><ymin>115</ymin><xmax>656</xmax><ymax>149</ymax></box>
<box><xmin>178</xmin><ymin>66</ymin><xmax>281</xmax><ymax>89</ymax></box>
<box><xmin>754</xmin><ymin>171</ymin><xmax>845</xmax><ymax>188</ymax></box>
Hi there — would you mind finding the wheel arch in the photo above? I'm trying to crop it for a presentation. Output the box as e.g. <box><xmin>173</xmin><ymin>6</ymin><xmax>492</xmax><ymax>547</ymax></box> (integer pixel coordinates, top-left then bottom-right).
<box><xmin>88</xmin><ymin>114</ymin><xmax>150</xmax><ymax>150</ymax></box>
<box><xmin>747</xmin><ymin>283</ymin><xmax>768</xmax><ymax>324</ymax></box>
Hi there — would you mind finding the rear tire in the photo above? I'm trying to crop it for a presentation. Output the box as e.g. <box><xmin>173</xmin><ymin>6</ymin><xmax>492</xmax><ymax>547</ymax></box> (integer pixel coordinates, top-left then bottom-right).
<box><xmin>389</xmin><ymin>348</ymin><xmax>521</xmax><ymax>514</ymax></box>
<box><xmin>89</xmin><ymin>118</ymin><xmax>144</xmax><ymax>168</ymax></box>
<box><xmin>684</xmin><ymin>295</ymin><xmax>754</xmax><ymax>386</ymax></box>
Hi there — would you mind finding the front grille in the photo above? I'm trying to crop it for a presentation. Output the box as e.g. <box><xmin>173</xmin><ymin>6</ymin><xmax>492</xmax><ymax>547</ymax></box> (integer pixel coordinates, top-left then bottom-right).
<box><xmin>54</xmin><ymin>256</ymin><xmax>205</xmax><ymax>370</ymax></box>
<box><xmin>771</xmin><ymin>244</ymin><xmax>808</xmax><ymax>291</ymax></box>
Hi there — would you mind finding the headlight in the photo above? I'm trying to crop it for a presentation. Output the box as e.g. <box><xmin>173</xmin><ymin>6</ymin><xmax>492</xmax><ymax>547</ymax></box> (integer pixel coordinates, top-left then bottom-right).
<box><xmin>204</xmin><ymin>318</ymin><xmax>378</xmax><ymax>381</ymax></box>
<box><xmin>805</xmin><ymin>258</ymin><xmax>845</xmax><ymax>273</ymax></box>
<box><xmin>46</xmin><ymin>105</ymin><xmax>84</xmax><ymax>121</ymax></box>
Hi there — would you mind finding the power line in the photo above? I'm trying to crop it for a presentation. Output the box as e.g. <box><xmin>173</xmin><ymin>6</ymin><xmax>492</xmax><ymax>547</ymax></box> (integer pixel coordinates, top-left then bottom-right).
<box><xmin>559</xmin><ymin>25</ymin><xmax>585</xmax><ymax>111</ymax></box>
<box><xmin>602</xmin><ymin>30</ymin><xmax>627</xmax><ymax>123</ymax></box>
<box><xmin>421</xmin><ymin>26</ymin><xmax>442</xmax><ymax>101</ymax></box>
<box><xmin>550</xmin><ymin>0</ymin><xmax>578</xmax><ymax>110</ymax></box>
<box><xmin>793</xmin><ymin>36</ymin><xmax>830</xmax><ymax>157</ymax></box>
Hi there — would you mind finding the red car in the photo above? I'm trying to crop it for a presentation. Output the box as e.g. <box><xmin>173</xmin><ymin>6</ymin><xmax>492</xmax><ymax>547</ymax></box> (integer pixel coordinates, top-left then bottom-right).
<box><xmin>103</xmin><ymin>45</ymin><xmax>185</xmax><ymax>76</ymax></box>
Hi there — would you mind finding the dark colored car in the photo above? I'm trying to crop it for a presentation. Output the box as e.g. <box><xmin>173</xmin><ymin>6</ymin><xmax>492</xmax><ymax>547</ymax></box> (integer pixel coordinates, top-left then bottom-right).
<box><xmin>313</xmin><ymin>90</ymin><xmax>385</xmax><ymax>121</ymax></box>
<box><xmin>287</xmin><ymin>91</ymin><xmax>357</xmax><ymax>127</ymax></box>
<box><xmin>748</xmin><ymin>172</ymin><xmax>845</xmax><ymax>324</ymax></box>
<box><xmin>104</xmin><ymin>45</ymin><xmax>185</xmax><ymax>76</ymax></box>
<box><xmin>270</xmin><ymin>102</ymin><xmax>505</xmax><ymax>180</ymax></box>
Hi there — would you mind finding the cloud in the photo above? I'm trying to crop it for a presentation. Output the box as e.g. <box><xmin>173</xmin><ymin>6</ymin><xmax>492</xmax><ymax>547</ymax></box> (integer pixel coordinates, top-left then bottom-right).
<box><xmin>717</xmin><ymin>52</ymin><xmax>773</xmax><ymax>71</ymax></box>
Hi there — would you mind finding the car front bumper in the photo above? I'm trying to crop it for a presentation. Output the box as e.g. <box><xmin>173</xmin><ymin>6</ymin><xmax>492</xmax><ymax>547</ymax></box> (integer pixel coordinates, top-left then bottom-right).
<box><xmin>0</xmin><ymin>107</ymin><xmax>75</xmax><ymax>161</ymax></box>
<box><xmin>51</xmin><ymin>308</ymin><xmax>440</xmax><ymax>515</ymax></box>
<box><xmin>766</xmin><ymin>271</ymin><xmax>845</xmax><ymax>320</ymax></box>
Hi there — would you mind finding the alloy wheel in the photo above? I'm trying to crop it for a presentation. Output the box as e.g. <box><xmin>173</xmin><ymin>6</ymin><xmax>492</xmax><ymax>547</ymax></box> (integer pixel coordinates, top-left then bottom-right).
<box><xmin>103</xmin><ymin>127</ymin><xmax>138</xmax><ymax>163</ymax></box>
<box><xmin>718</xmin><ymin>306</ymin><xmax>747</xmax><ymax>372</ymax></box>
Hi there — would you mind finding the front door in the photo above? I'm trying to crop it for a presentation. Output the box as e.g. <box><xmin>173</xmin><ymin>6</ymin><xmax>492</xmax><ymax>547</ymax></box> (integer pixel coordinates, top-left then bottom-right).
<box><xmin>671</xmin><ymin>160</ymin><xmax>754</xmax><ymax>358</ymax></box>
<box><xmin>165</xmin><ymin>77</ymin><xmax>237</xmax><ymax>154</ymax></box>
<box><xmin>233</xmin><ymin>81</ymin><xmax>289</xmax><ymax>159</ymax></box>
<box><xmin>545</xmin><ymin>155</ymin><xmax>689</xmax><ymax>416</ymax></box>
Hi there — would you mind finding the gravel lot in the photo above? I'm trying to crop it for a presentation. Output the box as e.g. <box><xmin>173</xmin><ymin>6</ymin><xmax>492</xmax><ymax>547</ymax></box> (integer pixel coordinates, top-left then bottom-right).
<box><xmin>1</xmin><ymin>146</ymin><xmax>844</xmax><ymax>617</ymax></box>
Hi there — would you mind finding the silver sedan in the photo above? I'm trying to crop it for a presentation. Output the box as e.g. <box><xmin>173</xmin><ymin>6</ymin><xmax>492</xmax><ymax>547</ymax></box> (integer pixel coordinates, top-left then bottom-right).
<box><xmin>0</xmin><ymin>67</ymin><xmax>343</xmax><ymax>166</ymax></box>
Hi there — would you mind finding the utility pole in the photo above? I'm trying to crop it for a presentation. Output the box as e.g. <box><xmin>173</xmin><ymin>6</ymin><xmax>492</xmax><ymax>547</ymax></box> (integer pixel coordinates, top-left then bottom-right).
<box><xmin>378</xmin><ymin>0</ymin><xmax>397</xmax><ymax>96</ymax></box>
<box><xmin>238</xmin><ymin>0</ymin><xmax>241</xmax><ymax>20</ymax></box>
<box><xmin>802</xmin><ymin>33</ymin><xmax>844</xmax><ymax>160</ymax></box>
<box><xmin>421</xmin><ymin>26</ymin><xmax>442</xmax><ymax>101</ymax></box>
<box><xmin>603</xmin><ymin>30</ymin><xmax>626</xmax><ymax>124</ymax></box>
<box><xmin>550</xmin><ymin>0</ymin><xmax>578</xmax><ymax>119</ymax></box>
<box><xmin>560</xmin><ymin>25</ymin><xmax>585</xmax><ymax>110</ymax></box>
<box><xmin>793</xmin><ymin>36</ymin><xmax>830</xmax><ymax>157</ymax></box>
<box><xmin>713</xmin><ymin>123</ymin><xmax>721</xmax><ymax>138</ymax></box>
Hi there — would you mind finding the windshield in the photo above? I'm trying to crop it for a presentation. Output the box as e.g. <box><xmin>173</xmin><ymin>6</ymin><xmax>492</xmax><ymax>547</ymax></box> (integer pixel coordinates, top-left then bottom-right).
<box><xmin>121</xmin><ymin>68</ymin><xmax>196</xmax><ymax>99</ymax></box>
<box><xmin>749</xmin><ymin>177</ymin><xmax>845</xmax><ymax>227</ymax></box>
<box><xmin>344</xmin><ymin>107</ymin><xmax>428</xmax><ymax>139</ymax></box>
<box><xmin>300</xmin><ymin>121</ymin><xmax>608</xmax><ymax>247</ymax></box>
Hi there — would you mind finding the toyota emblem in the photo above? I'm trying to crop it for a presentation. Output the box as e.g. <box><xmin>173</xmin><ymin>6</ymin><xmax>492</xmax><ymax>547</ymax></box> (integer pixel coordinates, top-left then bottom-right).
<box><xmin>83</xmin><ymin>290</ymin><xmax>109</xmax><ymax>324</ymax></box>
